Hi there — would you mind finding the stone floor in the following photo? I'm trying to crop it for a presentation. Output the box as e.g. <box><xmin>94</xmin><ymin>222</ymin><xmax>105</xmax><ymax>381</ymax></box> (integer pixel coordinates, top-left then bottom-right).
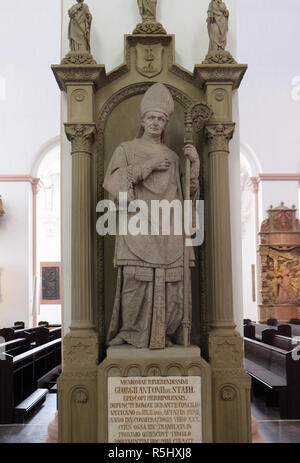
<box><xmin>0</xmin><ymin>392</ymin><xmax>300</xmax><ymax>443</ymax></box>
<box><xmin>252</xmin><ymin>395</ymin><xmax>300</xmax><ymax>444</ymax></box>
<box><xmin>0</xmin><ymin>393</ymin><xmax>57</xmax><ymax>443</ymax></box>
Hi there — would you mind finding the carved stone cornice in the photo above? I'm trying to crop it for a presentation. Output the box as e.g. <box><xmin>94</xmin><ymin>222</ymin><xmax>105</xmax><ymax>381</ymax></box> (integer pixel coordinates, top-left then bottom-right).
<box><xmin>61</xmin><ymin>52</ymin><xmax>97</xmax><ymax>66</ymax></box>
<box><xmin>205</xmin><ymin>123</ymin><xmax>235</xmax><ymax>153</ymax></box>
<box><xmin>133</xmin><ymin>21</ymin><xmax>167</xmax><ymax>35</ymax></box>
<box><xmin>51</xmin><ymin>65</ymin><xmax>106</xmax><ymax>92</ymax></box>
<box><xmin>202</xmin><ymin>50</ymin><xmax>237</xmax><ymax>65</ymax></box>
<box><xmin>194</xmin><ymin>64</ymin><xmax>248</xmax><ymax>90</ymax></box>
<box><xmin>65</xmin><ymin>123</ymin><xmax>96</xmax><ymax>154</ymax></box>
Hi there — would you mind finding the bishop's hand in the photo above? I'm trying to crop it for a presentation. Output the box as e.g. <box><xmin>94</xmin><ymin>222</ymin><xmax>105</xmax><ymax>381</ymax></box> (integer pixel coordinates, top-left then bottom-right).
<box><xmin>151</xmin><ymin>157</ymin><xmax>171</xmax><ymax>171</ymax></box>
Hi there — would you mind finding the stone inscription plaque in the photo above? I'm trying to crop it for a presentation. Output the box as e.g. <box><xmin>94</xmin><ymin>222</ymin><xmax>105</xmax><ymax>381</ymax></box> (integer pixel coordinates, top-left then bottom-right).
<box><xmin>108</xmin><ymin>376</ymin><xmax>202</xmax><ymax>443</ymax></box>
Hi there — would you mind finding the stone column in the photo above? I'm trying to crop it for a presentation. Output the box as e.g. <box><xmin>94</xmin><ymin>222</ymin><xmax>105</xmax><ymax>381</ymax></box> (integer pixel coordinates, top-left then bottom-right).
<box><xmin>205</xmin><ymin>122</ymin><xmax>236</xmax><ymax>335</ymax></box>
<box><xmin>31</xmin><ymin>178</ymin><xmax>41</xmax><ymax>327</ymax></box>
<box><xmin>51</xmin><ymin>64</ymin><xmax>105</xmax><ymax>443</ymax></box>
<box><xmin>195</xmin><ymin>64</ymin><xmax>251</xmax><ymax>443</ymax></box>
<box><xmin>65</xmin><ymin>123</ymin><xmax>96</xmax><ymax>335</ymax></box>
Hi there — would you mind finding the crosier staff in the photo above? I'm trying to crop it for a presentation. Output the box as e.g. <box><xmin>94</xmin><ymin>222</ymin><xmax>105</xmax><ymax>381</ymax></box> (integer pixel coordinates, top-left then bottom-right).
<box><xmin>182</xmin><ymin>102</ymin><xmax>213</xmax><ymax>347</ymax></box>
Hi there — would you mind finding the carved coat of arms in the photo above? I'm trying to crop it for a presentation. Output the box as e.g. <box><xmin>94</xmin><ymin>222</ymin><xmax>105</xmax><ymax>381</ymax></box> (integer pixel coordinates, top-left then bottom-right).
<box><xmin>136</xmin><ymin>43</ymin><xmax>163</xmax><ymax>78</ymax></box>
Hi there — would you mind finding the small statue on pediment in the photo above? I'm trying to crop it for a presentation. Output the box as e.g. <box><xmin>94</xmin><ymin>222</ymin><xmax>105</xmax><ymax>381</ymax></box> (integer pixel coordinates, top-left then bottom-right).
<box><xmin>203</xmin><ymin>0</ymin><xmax>236</xmax><ymax>65</ymax></box>
<box><xmin>134</xmin><ymin>0</ymin><xmax>166</xmax><ymax>35</ymax></box>
<box><xmin>61</xmin><ymin>0</ymin><xmax>96</xmax><ymax>65</ymax></box>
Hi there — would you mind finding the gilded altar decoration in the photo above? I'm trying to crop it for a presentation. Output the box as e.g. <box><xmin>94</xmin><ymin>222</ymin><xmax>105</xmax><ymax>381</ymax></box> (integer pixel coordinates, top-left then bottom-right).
<box><xmin>258</xmin><ymin>203</ymin><xmax>300</xmax><ymax>322</ymax></box>
<box><xmin>0</xmin><ymin>196</ymin><xmax>5</xmax><ymax>217</ymax></box>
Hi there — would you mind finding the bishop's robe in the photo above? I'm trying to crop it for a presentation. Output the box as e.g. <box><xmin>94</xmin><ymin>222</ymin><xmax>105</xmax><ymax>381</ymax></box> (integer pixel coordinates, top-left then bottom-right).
<box><xmin>103</xmin><ymin>137</ymin><xmax>199</xmax><ymax>349</ymax></box>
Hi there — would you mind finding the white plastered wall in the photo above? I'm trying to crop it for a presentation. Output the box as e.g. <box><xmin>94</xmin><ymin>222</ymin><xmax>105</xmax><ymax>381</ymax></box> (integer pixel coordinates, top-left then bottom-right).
<box><xmin>0</xmin><ymin>183</ymin><xmax>32</xmax><ymax>328</ymax></box>
<box><xmin>0</xmin><ymin>0</ymin><xmax>61</xmax><ymax>329</ymax></box>
<box><xmin>237</xmin><ymin>0</ymin><xmax>300</xmax><ymax>321</ymax></box>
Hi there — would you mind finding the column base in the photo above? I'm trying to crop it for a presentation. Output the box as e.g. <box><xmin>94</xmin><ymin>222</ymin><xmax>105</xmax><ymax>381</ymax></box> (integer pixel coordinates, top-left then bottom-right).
<box><xmin>210</xmin><ymin>320</ymin><xmax>238</xmax><ymax>337</ymax></box>
<box><xmin>209</xmin><ymin>334</ymin><xmax>252</xmax><ymax>443</ymax></box>
<box><xmin>69</xmin><ymin>320</ymin><xmax>96</xmax><ymax>338</ymax></box>
<box><xmin>58</xmin><ymin>331</ymin><xmax>99</xmax><ymax>443</ymax></box>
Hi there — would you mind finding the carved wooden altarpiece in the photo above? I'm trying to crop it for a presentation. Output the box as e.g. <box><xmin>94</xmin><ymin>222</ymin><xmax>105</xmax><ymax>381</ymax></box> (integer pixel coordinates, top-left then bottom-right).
<box><xmin>258</xmin><ymin>203</ymin><xmax>300</xmax><ymax>322</ymax></box>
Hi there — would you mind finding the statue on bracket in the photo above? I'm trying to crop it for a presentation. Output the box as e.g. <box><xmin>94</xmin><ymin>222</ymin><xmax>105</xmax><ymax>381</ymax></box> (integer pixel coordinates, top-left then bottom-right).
<box><xmin>68</xmin><ymin>0</ymin><xmax>92</xmax><ymax>52</ymax></box>
<box><xmin>134</xmin><ymin>0</ymin><xmax>166</xmax><ymax>35</ymax></box>
<box><xmin>137</xmin><ymin>0</ymin><xmax>157</xmax><ymax>21</ymax></box>
<box><xmin>103</xmin><ymin>83</ymin><xmax>200</xmax><ymax>350</ymax></box>
<box><xmin>203</xmin><ymin>0</ymin><xmax>236</xmax><ymax>64</ymax></box>
<box><xmin>61</xmin><ymin>0</ymin><xmax>96</xmax><ymax>65</ymax></box>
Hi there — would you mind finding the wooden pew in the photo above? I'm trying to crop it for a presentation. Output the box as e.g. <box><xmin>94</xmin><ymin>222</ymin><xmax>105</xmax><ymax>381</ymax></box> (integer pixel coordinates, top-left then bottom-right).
<box><xmin>244</xmin><ymin>324</ymin><xmax>255</xmax><ymax>339</ymax></box>
<box><xmin>14</xmin><ymin>321</ymin><xmax>25</xmax><ymax>330</ymax></box>
<box><xmin>35</xmin><ymin>327</ymin><xmax>62</xmax><ymax>346</ymax></box>
<box><xmin>0</xmin><ymin>328</ymin><xmax>34</xmax><ymax>344</ymax></box>
<box><xmin>244</xmin><ymin>337</ymin><xmax>300</xmax><ymax>419</ymax></box>
<box><xmin>272</xmin><ymin>335</ymin><xmax>300</xmax><ymax>351</ymax></box>
<box><xmin>0</xmin><ymin>338</ymin><xmax>30</xmax><ymax>356</ymax></box>
<box><xmin>0</xmin><ymin>338</ymin><xmax>61</xmax><ymax>424</ymax></box>
<box><xmin>260</xmin><ymin>329</ymin><xmax>300</xmax><ymax>351</ymax></box>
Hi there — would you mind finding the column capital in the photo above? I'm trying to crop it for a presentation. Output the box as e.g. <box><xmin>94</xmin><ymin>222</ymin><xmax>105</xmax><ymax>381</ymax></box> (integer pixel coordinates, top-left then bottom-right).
<box><xmin>205</xmin><ymin>123</ymin><xmax>235</xmax><ymax>153</ymax></box>
<box><xmin>65</xmin><ymin>123</ymin><xmax>96</xmax><ymax>155</ymax></box>
<box><xmin>31</xmin><ymin>178</ymin><xmax>42</xmax><ymax>196</ymax></box>
<box><xmin>248</xmin><ymin>176</ymin><xmax>260</xmax><ymax>194</ymax></box>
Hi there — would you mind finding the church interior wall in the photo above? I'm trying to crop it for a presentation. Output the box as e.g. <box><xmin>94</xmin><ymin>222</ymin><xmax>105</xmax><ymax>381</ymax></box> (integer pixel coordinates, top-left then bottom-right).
<box><xmin>0</xmin><ymin>182</ymin><xmax>32</xmax><ymax>328</ymax></box>
<box><xmin>0</xmin><ymin>0</ymin><xmax>61</xmax><ymax>328</ymax></box>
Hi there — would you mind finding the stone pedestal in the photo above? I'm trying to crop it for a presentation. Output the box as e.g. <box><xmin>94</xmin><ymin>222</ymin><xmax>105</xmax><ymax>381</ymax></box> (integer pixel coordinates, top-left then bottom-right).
<box><xmin>98</xmin><ymin>346</ymin><xmax>212</xmax><ymax>443</ymax></box>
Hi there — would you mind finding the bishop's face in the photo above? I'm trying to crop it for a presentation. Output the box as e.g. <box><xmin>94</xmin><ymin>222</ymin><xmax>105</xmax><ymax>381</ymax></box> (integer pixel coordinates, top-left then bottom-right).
<box><xmin>141</xmin><ymin>111</ymin><xmax>168</xmax><ymax>138</ymax></box>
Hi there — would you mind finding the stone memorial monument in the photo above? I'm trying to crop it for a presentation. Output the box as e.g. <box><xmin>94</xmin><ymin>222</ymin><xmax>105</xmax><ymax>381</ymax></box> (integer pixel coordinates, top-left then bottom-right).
<box><xmin>52</xmin><ymin>0</ymin><xmax>251</xmax><ymax>443</ymax></box>
<box><xmin>258</xmin><ymin>203</ymin><xmax>300</xmax><ymax>322</ymax></box>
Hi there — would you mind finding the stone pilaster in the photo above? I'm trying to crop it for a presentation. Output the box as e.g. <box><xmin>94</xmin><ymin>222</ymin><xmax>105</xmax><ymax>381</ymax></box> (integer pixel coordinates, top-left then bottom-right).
<box><xmin>51</xmin><ymin>63</ymin><xmax>104</xmax><ymax>443</ymax></box>
<box><xmin>65</xmin><ymin>123</ymin><xmax>96</xmax><ymax>335</ymax></box>
<box><xmin>196</xmin><ymin>63</ymin><xmax>251</xmax><ymax>442</ymax></box>
<box><xmin>205</xmin><ymin>123</ymin><xmax>236</xmax><ymax>335</ymax></box>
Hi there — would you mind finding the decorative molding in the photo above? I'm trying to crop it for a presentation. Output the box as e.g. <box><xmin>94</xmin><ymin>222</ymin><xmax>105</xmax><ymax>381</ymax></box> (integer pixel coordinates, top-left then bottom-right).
<box><xmin>65</xmin><ymin>123</ymin><xmax>96</xmax><ymax>154</ymax></box>
<box><xmin>205</xmin><ymin>123</ymin><xmax>235</xmax><ymax>153</ymax></box>
<box><xmin>259</xmin><ymin>174</ymin><xmax>300</xmax><ymax>182</ymax></box>
<box><xmin>51</xmin><ymin>64</ymin><xmax>106</xmax><ymax>92</ymax></box>
<box><xmin>133</xmin><ymin>22</ymin><xmax>167</xmax><ymax>35</ymax></box>
<box><xmin>61</xmin><ymin>52</ymin><xmax>97</xmax><ymax>66</ymax></box>
<box><xmin>0</xmin><ymin>175</ymin><xmax>41</xmax><ymax>194</ymax></box>
<box><xmin>209</xmin><ymin>336</ymin><xmax>244</xmax><ymax>370</ymax></box>
<box><xmin>194</xmin><ymin>64</ymin><xmax>248</xmax><ymax>91</ymax></box>
<box><xmin>202</xmin><ymin>51</ymin><xmax>237</xmax><ymax>65</ymax></box>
